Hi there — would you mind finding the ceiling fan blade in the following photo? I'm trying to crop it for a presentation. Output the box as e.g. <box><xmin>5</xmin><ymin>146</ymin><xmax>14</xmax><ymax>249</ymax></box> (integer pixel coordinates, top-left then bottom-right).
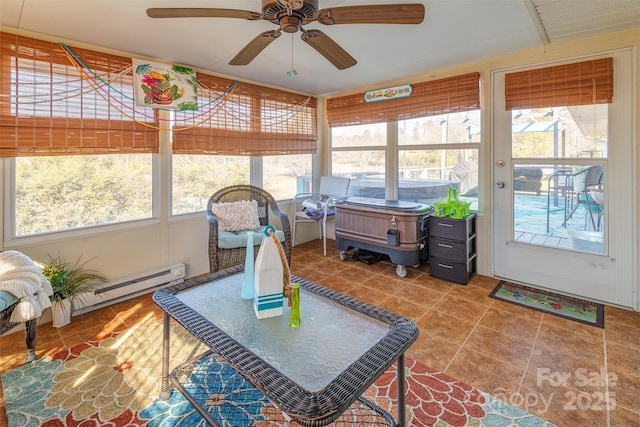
<box><xmin>315</xmin><ymin>4</ymin><xmax>425</xmax><ymax>25</ymax></box>
<box><xmin>301</xmin><ymin>30</ymin><xmax>356</xmax><ymax>70</ymax></box>
<box><xmin>229</xmin><ymin>31</ymin><xmax>281</xmax><ymax>66</ymax></box>
<box><xmin>146</xmin><ymin>8</ymin><xmax>262</xmax><ymax>20</ymax></box>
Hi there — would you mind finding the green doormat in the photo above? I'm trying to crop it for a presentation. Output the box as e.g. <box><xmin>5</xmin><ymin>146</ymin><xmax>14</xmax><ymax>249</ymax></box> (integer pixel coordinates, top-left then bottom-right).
<box><xmin>490</xmin><ymin>281</ymin><xmax>604</xmax><ymax>328</ymax></box>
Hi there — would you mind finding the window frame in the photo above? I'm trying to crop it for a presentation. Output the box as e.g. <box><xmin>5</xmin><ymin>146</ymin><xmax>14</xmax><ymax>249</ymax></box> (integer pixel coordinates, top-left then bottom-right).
<box><xmin>330</xmin><ymin>113</ymin><xmax>481</xmax><ymax>204</ymax></box>
<box><xmin>3</xmin><ymin>153</ymin><xmax>160</xmax><ymax>246</ymax></box>
<box><xmin>329</xmin><ymin>122</ymin><xmax>388</xmax><ymax>197</ymax></box>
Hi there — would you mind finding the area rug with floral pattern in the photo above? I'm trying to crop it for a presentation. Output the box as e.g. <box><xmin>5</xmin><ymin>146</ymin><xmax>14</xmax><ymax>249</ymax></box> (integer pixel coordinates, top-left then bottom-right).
<box><xmin>1</xmin><ymin>318</ymin><xmax>555</xmax><ymax>426</ymax></box>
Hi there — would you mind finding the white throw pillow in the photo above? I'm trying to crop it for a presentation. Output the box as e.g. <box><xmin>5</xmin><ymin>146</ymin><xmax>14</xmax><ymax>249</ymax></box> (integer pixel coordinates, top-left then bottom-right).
<box><xmin>211</xmin><ymin>200</ymin><xmax>260</xmax><ymax>232</ymax></box>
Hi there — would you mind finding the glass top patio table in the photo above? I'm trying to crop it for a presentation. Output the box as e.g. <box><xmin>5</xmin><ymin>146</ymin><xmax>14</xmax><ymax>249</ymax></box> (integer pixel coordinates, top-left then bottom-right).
<box><xmin>153</xmin><ymin>265</ymin><xmax>419</xmax><ymax>426</ymax></box>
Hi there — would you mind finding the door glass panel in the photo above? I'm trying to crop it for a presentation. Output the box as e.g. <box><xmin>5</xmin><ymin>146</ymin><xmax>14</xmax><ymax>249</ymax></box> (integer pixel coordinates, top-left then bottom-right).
<box><xmin>512</xmin><ymin>105</ymin><xmax>607</xmax><ymax>159</ymax></box>
<box><xmin>513</xmin><ymin>164</ymin><xmax>605</xmax><ymax>254</ymax></box>
<box><xmin>511</xmin><ymin>107</ymin><xmax>607</xmax><ymax>255</ymax></box>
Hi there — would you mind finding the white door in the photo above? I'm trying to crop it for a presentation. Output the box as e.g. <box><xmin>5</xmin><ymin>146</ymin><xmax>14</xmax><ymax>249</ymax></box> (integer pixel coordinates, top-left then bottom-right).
<box><xmin>492</xmin><ymin>50</ymin><xmax>636</xmax><ymax>308</ymax></box>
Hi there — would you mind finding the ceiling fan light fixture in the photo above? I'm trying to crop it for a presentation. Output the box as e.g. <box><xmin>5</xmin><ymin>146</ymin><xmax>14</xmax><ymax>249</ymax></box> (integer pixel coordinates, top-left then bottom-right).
<box><xmin>280</xmin><ymin>15</ymin><xmax>301</xmax><ymax>33</ymax></box>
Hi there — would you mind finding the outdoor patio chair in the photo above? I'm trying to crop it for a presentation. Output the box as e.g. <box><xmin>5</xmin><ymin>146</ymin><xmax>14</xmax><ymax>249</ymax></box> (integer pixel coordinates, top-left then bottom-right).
<box><xmin>207</xmin><ymin>185</ymin><xmax>291</xmax><ymax>272</ymax></box>
<box><xmin>563</xmin><ymin>165</ymin><xmax>604</xmax><ymax>230</ymax></box>
<box><xmin>546</xmin><ymin>166</ymin><xmax>604</xmax><ymax>233</ymax></box>
<box><xmin>292</xmin><ymin>176</ymin><xmax>351</xmax><ymax>256</ymax></box>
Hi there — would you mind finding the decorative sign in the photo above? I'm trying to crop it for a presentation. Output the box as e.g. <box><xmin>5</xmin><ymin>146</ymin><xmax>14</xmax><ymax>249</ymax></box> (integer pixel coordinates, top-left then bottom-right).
<box><xmin>364</xmin><ymin>84</ymin><xmax>413</xmax><ymax>103</ymax></box>
<box><xmin>133</xmin><ymin>59</ymin><xmax>198</xmax><ymax>110</ymax></box>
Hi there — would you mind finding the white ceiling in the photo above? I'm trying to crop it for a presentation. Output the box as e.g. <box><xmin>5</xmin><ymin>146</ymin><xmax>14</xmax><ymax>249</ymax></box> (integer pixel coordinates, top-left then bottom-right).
<box><xmin>1</xmin><ymin>0</ymin><xmax>639</xmax><ymax>97</ymax></box>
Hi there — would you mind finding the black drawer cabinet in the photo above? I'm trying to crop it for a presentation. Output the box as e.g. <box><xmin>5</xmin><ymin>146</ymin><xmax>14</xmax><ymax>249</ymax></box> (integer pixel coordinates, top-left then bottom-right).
<box><xmin>429</xmin><ymin>256</ymin><xmax>477</xmax><ymax>285</ymax></box>
<box><xmin>428</xmin><ymin>214</ymin><xmax>477</xmax><ymax>284</ymax></box>
<box><xmin>429</xmin><ymin>215</ymin><xmax>476</xmax><ymax>241</ymax></box>
<box><xmin>429</xmin><ymin>236</ymin><xmax>475</xmax><ymax>261</ymax></box>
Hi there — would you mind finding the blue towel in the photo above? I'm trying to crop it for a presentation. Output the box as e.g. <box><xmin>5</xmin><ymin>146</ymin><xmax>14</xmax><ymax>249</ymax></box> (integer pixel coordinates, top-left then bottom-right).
<box><xmin>303</xmin><ymin>208</ymin><xmax>324</xmax><ymax>221</ymax></box>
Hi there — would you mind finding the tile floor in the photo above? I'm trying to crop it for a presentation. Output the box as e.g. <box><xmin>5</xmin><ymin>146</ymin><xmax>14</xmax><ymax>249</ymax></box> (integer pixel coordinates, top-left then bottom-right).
<box><xmin>1</xmin><ymin>239</ymin><xmax>639</xmax><ymax>426</ymax></box>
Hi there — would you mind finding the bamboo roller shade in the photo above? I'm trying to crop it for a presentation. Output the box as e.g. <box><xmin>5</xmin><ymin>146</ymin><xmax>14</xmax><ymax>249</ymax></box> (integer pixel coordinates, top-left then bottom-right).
<box><xmin>172</xmin><ymin>73</ymin><xmax>318</xmax><ymax>156</ymax></box>
<box><xmin>326</xmin><ymin>72</ymin><xmax>480</xmax><ymax>127</ymax></box>
<box><xmin>505</xmin><ymin>57</ymin><xmax>613</xmax><ymax>110</ymax></box>
<box><xmin>0</xmin><ymin>32</ymin><xmax>158</xmax><ymax>157</ymax></box>
<box><xmin>1</xmin><ymin>31</ymin><xmax>318</xmax><ymax>158</ymax></box>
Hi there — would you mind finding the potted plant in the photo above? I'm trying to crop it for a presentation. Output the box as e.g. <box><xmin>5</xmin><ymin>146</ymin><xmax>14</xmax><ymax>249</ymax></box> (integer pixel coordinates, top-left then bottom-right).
<box><xmin>41</xmin><ymin>253</ymin><xmax>107</xmax><ymax>328</ymax></box>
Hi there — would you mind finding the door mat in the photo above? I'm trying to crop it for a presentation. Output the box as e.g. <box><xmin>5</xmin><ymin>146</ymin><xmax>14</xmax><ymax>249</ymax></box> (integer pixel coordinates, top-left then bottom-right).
<box><xmin>489</xmin><ymin>281</ymin><xmax>604</xmax><ymax>328</ymax></box>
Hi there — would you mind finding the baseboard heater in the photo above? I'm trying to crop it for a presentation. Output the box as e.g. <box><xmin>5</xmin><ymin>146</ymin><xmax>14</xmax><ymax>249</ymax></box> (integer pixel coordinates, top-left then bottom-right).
<box><xmin>72</xmin><ymin>263</ymin><xmax>185</xmax><ymax>315</ymax></box>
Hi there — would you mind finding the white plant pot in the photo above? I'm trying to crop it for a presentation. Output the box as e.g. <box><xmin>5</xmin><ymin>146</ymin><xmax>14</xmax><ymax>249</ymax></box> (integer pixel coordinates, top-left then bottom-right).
<box><xmin>52</xmin><ymin>299</ymin><xmax>72</xmax><ymax>328</ymax></box>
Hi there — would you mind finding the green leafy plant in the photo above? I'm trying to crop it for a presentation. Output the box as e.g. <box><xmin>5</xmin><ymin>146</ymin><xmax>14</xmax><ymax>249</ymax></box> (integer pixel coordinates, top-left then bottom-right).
<box><xmin>42</xmin><ymin>253</ymin><xmax>107</xmax><ymax>303</ymax></box>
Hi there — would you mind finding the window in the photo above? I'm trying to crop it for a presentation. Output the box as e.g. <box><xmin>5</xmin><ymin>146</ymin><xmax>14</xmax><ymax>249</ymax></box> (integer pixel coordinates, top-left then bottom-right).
<box><xmin>171</xmin><ymin>153</ymin><xmax>312</xmax><ymax>215</ymax></box>
<box><xmin>504</xmin><ymin>58</ymin><xmax>612</xmax><ymax>253</ymax></box>
<box><xmin>1</xmin><ymin>31</ymin><xmax>319</xmax><ymax>230</ymax></box>
<box><xmin>13</xmin><ymin>155</ymin><xmax>153</xmax><ymax>237</ymax></box>
<box><xmin>328</xmin><ymin>73</ymin><xmax>481</xmax><ymax>205</ymax></box>
<box><xmin>1</xmin><ymin>32</ymin><xmax>158</xmax><ymax>240</ymax></box>
<box><xmin>508</xmin><ymin>106</ymin><xmax>608</xmax><ymax>254</ymax></box>
<box><xmin>170</xmin><ymin>73</ymin><xmax>318</xmax><ymax>212</ymax></box>
<box><xmin>398</xmin><ymin>110</ymin><xmax>480</xmax><ymax>205</ymax></box>
<box><xmin>263</xmin><ymin>154</ymin><xmax>312</xmax><ymax>201</ymax></box>
<box><xmin>171</xmin><ymin>155</ymin><xmax>250</xmax><ymax>215</ymax></box>
<box><xmin>511</xmin><ymin>105</ymin><xmax>607</xmax><ymax>159</ymax></box>
<box><xmin>331</xmin><ymin>123</ymin><xmax>386</xmax><ymax>198</ymax></box>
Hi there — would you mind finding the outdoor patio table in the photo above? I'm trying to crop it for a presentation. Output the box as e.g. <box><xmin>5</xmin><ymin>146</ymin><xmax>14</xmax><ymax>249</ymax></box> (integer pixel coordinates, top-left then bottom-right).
<box><xmin>153</xmin><ymin>265</ymin><xmax>419</xmax><ymax>426</ymax></box>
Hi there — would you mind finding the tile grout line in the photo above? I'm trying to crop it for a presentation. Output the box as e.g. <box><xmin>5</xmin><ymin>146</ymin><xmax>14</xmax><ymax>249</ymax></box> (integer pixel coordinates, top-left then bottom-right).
<box><xmin>602</xmin><ymin>327</ymin><xmax>611</xmax><ymax>427</ymax></box>
<box><xmin>442</xmin><ymin>299</ymin><xmax>493</xmax><ymax>373</ymax></box>
<box><xmin>412</xmin><ymin>283</ymin><xmax>450</xmax><ymax>324</ymax></box>
<box><xmin>515</xmin><ymin>310</ymin><xmax>544</xmax><ymax>396</ymax></box>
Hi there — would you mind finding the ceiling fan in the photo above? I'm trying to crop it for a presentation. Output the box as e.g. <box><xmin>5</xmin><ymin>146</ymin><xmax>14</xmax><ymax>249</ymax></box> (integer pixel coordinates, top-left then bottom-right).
<box><xmin>146</xmin><ymin>1</ymin><xmax>425</xmax><ymax>70</ymax></box>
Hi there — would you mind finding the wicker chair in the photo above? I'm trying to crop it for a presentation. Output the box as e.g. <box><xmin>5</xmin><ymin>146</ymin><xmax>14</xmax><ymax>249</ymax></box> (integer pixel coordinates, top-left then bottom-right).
<box><xmin>0</xmin><ymin>300</ymin><xmax>37</xmax><ymax>363</ymax></box>
<box><xmin>207</xmin><ymin>185</ymin><xmax>291</xmax><ymax>273</ymax></box>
